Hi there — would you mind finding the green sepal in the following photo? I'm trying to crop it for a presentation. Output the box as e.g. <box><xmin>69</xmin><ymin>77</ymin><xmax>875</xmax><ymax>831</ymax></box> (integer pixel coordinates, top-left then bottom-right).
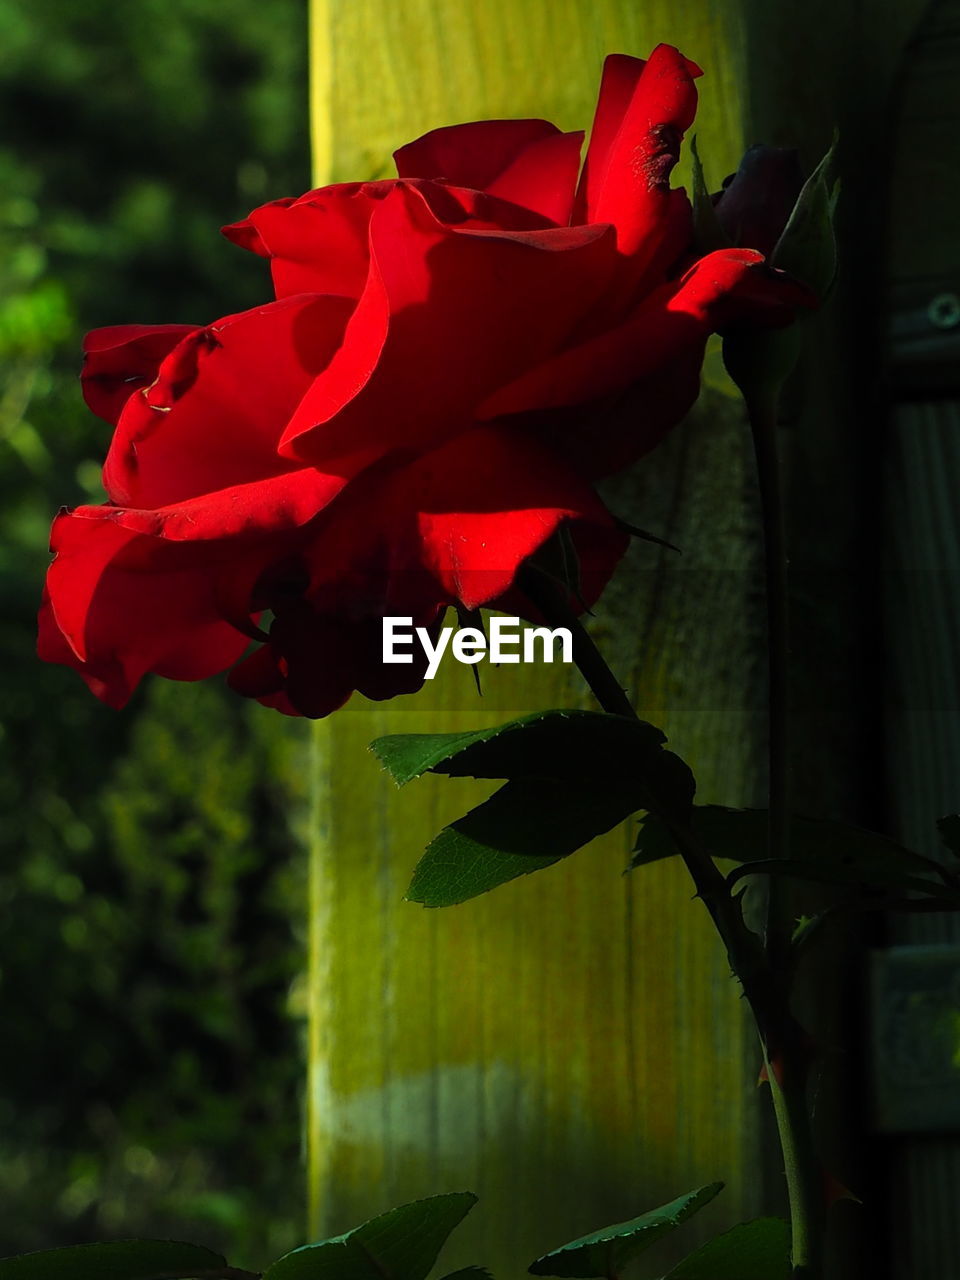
<box><xmin>721</xmin><ymin>325</ymin><xmax>804</xmax><ymax>405</ymax></box>
<box><xmin>770</xmin><ymin>131</ymin><xmax>839</xmax><ymax>297</ymax></box>
<box><xmin>660</xmin><ymin>1218</ymin><xmax>790</xmax><ymax>1280</ymax></box>
<box><xmin>556</xmin><ymin>524</ymin><xmax>588</xmax><ymax>613</ymax></box>
<box><xmin>527</xmin><ymin>1184</ymin><xmax>723</xmax><ymax>1278</ymax></box>
<box><xmin>264</xmin><ymin>1193</ymin><xmax>476</xmax><ymax>1280</ymax></box>
<box><xmin>613</xmin><ymin>516</ymin><xmax>681</xmax><ymax>554</ymax></box>
<box><xmin>0</xmin><ymin>1241</ymin><xmax>228</xmax><ymax>1280</ymax></box>
<box><xmin>791</xmin><ymin>913</ymin><xmax>821</xmax><ymax>950</ymax></box>
<box><xmin>454</xmin><ymin>606</ymin><xmax>486</xmax><ymax>694</ymax></box>
<box><xmin>690</xmin><ymin>136</ymin><xmax>732</xmax><ymax>254</ymax></box>
<box><xmin>525</xmin><ymin>525</ymin><xmax>588</xmax><ymax>612</ymax></box>
<box><xmin>721</xmin><ymin>134</ymin><xmax>838</xmax><ymax>404</ymax></box>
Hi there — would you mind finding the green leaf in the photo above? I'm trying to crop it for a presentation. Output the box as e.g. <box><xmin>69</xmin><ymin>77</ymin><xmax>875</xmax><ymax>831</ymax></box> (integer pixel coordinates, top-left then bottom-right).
<box><xmin>632</xmin><ymin>807</ymin><xmax>959</xmax><ymax>903</ymax></box>
<box><xmin>371</xmin><ymin>710</ymin><xmax>667</xmax><ymax>787</ymax></box>
<box><xmin>938</xmin><ymin>814</ymin><xmax>960</xmax><ymax>856</ymax></box>
<box><xmin>378</xmin><ymin>711</ymin><xmax>696</xmax><ymax>906</ymax></box>
<box><xmin>690</xmin><ymin>136</ymin><xmax>732</xmax><ymax>254</ymax></box>
<box><xmin>527</xmin><ymin>1184</ymin><xmax>723</xmax><ymax>1278</ymax></box>
<box><xmin>0</xmin><ymin>1241</ymin><xmax>228</xmax><ymax>1280</ymax></box>
<box><xmin>770</xmin><ymin>131</ymin><xmax>839</xmax><ymax>296</ymax></box>
<box><xmin>374</xmin><ymin>710</ymin><xmax>695</xmax><ymax>824</ymax></box>
<box><xmin>730</xmin><ymin>858</ymin><xmax>960</xmax><ymax>900</ymax></box>
<box><xmin>408</xmin><ymin>776</ymin><xmax>648</xmax><ymax>906</ymax></box>
<box><xmin>660</xmin><ymin>1218</ymin><xmax>790</xmax><ymax>1280</ymax></box>
<box><xmin>437</xmin><ymin>1270</ymin><xmax>492</xmax><ymax>1280</ymax></box>
<box><xmin>264</xmin><ymin>1193</ymin><xmax>476</xmax><ymax>1280</ymax></box>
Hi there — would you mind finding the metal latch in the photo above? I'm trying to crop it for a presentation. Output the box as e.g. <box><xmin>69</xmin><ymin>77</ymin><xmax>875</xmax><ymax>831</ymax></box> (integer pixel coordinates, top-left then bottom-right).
<box><xmin>869</xmin><ymin>944</ymin><xmax>960</xmax><ymax>1133</ymax></box>
<box><xmin>887</xmin><ymin>277</ymin><xmax>960</xmax><ymax>396</ymax></box>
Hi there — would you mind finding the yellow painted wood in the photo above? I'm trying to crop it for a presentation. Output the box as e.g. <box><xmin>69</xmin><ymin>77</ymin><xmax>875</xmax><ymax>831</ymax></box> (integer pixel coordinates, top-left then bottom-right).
<box><xmin>309</xmin><ymin>0</ymin><xmax>750</xmax><ymax>188</ymax></box>
<box><xmin>301</xmin><ymin>1</ymin><xmax>928</xmax><ymax>1274</ymax></box>
<box><xmin>303</xmin><ymin>5</ymin><xmax>764</xmax><ymax>1267</ymax></box>
<box><xmin>307</xmin><ymin>643</ymin><xmax>761</xmax><ymax>1272</ymax></box>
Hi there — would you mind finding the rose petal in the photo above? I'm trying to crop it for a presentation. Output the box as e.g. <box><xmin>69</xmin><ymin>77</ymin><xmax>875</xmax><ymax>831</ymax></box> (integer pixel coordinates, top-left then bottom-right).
<box><xmin>493</xmin><ymin>514</ymin><xmax>634</xmax><ymax>621</ymax></box>
<box><xmin>221</xmin><ymin>198</ymin><xmax>295</xmax><ymax>255</ymax></box>
<box><xmin>714</xmin><ymin>144</ymin><xmax>806</xmax><ymax>255</ymax></box>
<box><xmin>104</xmin><ymin>293</ymin><xmax>352</xmax><ymax>508</ymax></box>
<box><xmin>227</xmin><ymin>604</ymin><xmax>439</xmax><ymax>719</ymax></box>
<box><xmin>81</xmin><ymin>324</ymin><xmax>196</xmax><ymax>425</ymax></box>
<box><xmin>37</xmin><ymin>588</ymin><xmax>117</xmax><ymax>706</ymax></box>
<box><xmin>526</xmin><ymin>345</ymin><xmax>707</xmax><ymax>479</ymax></box>
<box><xmin>278</xmin><ymin>182</ymin><xmax>617</xmax><ymax>470</ymax></box>
<box><xmin>224</xmin><ymin>184</ymin><xmax>389</xmax><ymax>299</ymax></box>
<box><xmin>575</xmin><ymin>53</ymin><xmax>647</xmax><ymax>224</ymax></box>
<box><xmin>224</xmin><ymin>174</ymin><xmax>562</xmax><ymax>308</ymax></box>
<box><xmin>74</xmin><ymin>467</ymin><xmax>346</xmax><ymax>542</ymax></box>
<box><xmin>413</xmin><ymin>180</ymin><xmax>556</xmax><ymax>232</ymax></box>
<box><xmin>377</xmin><ymin>425</ymin><xmax>628</xmax><ymax>610</ymax></box>
<box><xmin>395</xmin><ymin>118</ymin><xmax>564</xmax><ymax>192</ymax></box>
<box><xmin>227</xmin><ymin>641</ymin><xmax>286</xmax><ymax>698</ymax></box>
<box><xmin>478</xmin><ymin>248</ymin><xmax>807</xmax><ymax>431</ymax></box>
<box><xmin>41</xmin><ymin>510</ymin><xmax>250</xmax><ymax>707</ymax></box>
<box><xmin>578</xmin><ymin>45</ymin><xmax>701</xmax><ymax>268</ymax></box>
<box><xmin>483</xmin><ymin>129</ymin><xmax>584</xmax><ymax>225</ymax></box>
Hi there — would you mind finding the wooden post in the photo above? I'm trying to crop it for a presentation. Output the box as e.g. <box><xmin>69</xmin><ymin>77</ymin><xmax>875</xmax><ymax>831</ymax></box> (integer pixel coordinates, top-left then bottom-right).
<box><xmin>304</xmin><ymin>4</ymin><xmax>766</xmax><ymax>1271</ymax></box>
<box><xmin>302</xmin><ymin>1</ymin><xmax>930</xmax><ymax>1274</ymax></box>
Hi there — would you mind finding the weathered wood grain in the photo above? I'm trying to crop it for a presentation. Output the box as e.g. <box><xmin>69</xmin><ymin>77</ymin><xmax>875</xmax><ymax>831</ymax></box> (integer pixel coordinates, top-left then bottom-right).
<box><xmin>301</xmin><ymin>1</ymin><xmax>934</xmax><ymax>1275</ymax></box>
<box><xmin>304</xmin><ymin>6</ymin><xmax>768</xmax><ymax>1272</ymax></box>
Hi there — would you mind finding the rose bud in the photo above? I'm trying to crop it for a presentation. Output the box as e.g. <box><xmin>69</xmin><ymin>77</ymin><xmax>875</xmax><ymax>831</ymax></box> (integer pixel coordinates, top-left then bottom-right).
<box><xmin>714</xmin><ymin>144</ymin><xmax>806</xmax><ymax>255</ymax></box>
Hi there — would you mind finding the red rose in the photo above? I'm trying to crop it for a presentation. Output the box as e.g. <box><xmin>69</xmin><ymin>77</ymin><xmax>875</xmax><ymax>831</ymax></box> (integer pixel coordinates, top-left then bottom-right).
<box><xmin>39</xmin><ymin>46</ymin><xmax>806</xmax><ymax>718</ymax></box>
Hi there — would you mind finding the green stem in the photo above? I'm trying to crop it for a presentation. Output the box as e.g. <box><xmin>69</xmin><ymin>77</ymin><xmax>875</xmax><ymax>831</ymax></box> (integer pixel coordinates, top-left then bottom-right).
<box><xmin>518</xmin><ymin>566</ymin><xmax>635</xmax><ymax>719</ymax></box>
<box><xmin>748</xmin><ymin>389</ymin><xmax>792</xmax><ymax>973</ymax></box>
<box><xmin>521</xmin><ymin>553</ymin><xmax>823</xmax><ymax>1278</ymax></box>
<box><xmin>747</xmin><ymin>391</ymin><xmax>825</xmax><ymax>1276</ymax></box>
<box><xmin>521</xmin><ymin>566</ymin><xmax>767</xmax><ymax>983</ymax></box>
<box><xmin>765</xmin><ymin>1038</ymin><xmax>824</xmax><ymax>1280</ymax></box>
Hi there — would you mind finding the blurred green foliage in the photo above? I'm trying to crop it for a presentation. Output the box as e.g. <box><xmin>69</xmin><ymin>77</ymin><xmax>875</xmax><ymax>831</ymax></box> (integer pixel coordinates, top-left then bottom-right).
<box><xmin>0</xmin><ymin>0</ymin><xmax>312</xmax><ymax>1263</ymax></box>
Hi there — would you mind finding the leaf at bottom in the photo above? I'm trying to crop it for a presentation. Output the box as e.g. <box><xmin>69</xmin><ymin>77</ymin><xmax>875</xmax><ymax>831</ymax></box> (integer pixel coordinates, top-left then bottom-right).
<box><xmin>660</xmin><ymin>1217</ymin><xmax>790</xmax><ymax>1280</ymax></box>
<box><xmin>528</xmin><ymin>1184</ymin><xmax>723</xmax><ymax>1277</ymax></box>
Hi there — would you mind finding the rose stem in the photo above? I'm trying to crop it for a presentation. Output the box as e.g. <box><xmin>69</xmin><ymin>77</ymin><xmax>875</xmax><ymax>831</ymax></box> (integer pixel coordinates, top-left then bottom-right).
<box><xmin>519</xmin><ymin>561</ymin><xmax>823</xmax><ymax>1279</ymax></box>
<box><xmin>746</xmin><ymin>387</ymin><xmax>825</xmax><ymax>1280</ymax></box>
<box><xmin>746</xmin><ymin>387</ymin><xmax>792</xmax><ymax>973</ymax></box>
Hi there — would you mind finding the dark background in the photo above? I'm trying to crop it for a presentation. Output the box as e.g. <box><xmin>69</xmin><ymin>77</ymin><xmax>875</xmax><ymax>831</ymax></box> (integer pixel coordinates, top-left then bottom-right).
<box><xmin>0</xmin><ymin>0</ymin><xmax>312</xmax><ymax>1263</ymax></box>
